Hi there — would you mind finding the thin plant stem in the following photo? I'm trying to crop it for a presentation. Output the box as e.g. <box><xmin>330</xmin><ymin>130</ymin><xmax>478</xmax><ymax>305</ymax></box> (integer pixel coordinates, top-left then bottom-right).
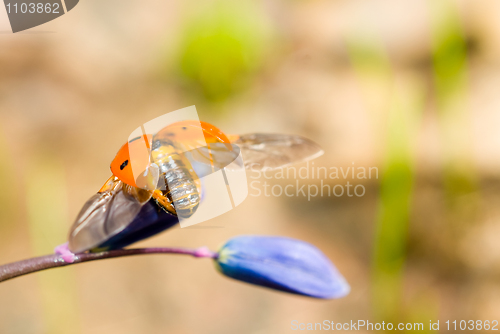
<box><xmin>0</xmin><ymin>247</ymin><xmax>218</xmax><ymax>283</ymax></box>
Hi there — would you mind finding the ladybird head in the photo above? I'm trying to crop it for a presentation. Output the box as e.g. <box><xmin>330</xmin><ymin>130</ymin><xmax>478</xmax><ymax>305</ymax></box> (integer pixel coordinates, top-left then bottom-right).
<box><xmin>111</xmin><ymin>134</ymin><xmax>153</xmax><ymax>188</ymax></box>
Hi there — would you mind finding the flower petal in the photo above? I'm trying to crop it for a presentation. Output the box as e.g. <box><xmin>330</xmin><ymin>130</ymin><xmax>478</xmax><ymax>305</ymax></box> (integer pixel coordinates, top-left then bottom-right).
<box><xmin>215</xmin><ymin>236</ymin><xmax>349</xmax><ymax>299</ymax></box>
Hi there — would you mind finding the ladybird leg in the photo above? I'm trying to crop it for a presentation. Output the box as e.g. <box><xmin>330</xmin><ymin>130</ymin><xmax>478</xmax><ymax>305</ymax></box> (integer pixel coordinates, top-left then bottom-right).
<box><xmin>152</xmin><ymin>190</ymin><xmax>177</xmax><ymax>215</ymax></box>
<box><xmin>54</xmin><ymin>242</ymin><xmax>76</xmax><ymax>263</ymax></box>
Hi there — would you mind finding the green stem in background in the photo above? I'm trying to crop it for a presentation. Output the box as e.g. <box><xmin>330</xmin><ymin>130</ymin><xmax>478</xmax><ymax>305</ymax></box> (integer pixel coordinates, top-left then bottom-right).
<box><xmin>428</xmin><ymin>0</ymin><xmax>478</xmax><ymax>286</ymax></box>
<box><xmin>347</xmin><ymin>36</ymin><xmax>424</xmax><ymax>326</ymax></box>
<box><xmin>372</xmin><ymin>80</ymin><xmax>423</xmax><ymax>324</ymax></box>
<box><xmin>0</xmin><ymin>247</ymin><xmax>218</xmax><ymax>283</ymax></box>
<box><xmin>429</xmin><ymin>0</ymin><xmax>478</xmax><ymax>204</ymax></box>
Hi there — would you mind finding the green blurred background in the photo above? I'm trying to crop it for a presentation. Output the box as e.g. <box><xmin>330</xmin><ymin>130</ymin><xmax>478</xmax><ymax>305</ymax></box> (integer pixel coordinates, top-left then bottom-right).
<box><xmin>1</xmin><ymin>0</ymin><xmax>500</xmax><ymax>333</ymax></box>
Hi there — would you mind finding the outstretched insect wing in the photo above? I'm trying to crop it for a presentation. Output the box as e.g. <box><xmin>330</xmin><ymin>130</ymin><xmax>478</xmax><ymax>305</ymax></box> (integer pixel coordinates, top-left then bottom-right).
<box><xmin>233</xmin><ymin>133</ymin><xmax>324</xmax><ymax>170</ymax></box>
<box><xmin>182</xmin><ymin>143</ymin><xmax>242</xmax><ymax>180</ymax></box>
<box><xmin>68</xmin><ymin>177</ymin><xmax>148</xmax><ymax>253</ymax></box>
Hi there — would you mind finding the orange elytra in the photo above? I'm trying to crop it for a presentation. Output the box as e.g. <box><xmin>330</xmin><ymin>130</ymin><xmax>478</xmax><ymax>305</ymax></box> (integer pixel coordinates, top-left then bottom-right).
<box><xmin>110</xmin><ymin>121</ymin><xmax>232</xmax><ymax>188</ymax></box>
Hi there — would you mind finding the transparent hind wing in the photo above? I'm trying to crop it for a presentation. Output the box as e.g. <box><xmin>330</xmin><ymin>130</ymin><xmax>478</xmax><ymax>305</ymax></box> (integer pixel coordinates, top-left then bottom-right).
<box><xmin>233</xmin><ymin>133</ymin><xmax>324</xmax><ymax>170</ymax></box>
<box><xmin>183</xmin><ymin>143</ymin><xmax>242</xmax><ymax>179</ymax></box>
<box><xmin>182</xmin><ymin>133</ymin><xmax>323</xmax><ymax>176</ymax></box>
<box><xmin>68</xmin><ymin>177</ymin><xmax>150</xmax><ymax>253</ymax></box>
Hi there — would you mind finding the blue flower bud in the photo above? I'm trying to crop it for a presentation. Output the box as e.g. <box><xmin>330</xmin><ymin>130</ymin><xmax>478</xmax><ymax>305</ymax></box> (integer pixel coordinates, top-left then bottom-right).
<box><xmin>215</xmin><ymin>236</ymin><xmax>349</xmax><ymax>299</ymax></box>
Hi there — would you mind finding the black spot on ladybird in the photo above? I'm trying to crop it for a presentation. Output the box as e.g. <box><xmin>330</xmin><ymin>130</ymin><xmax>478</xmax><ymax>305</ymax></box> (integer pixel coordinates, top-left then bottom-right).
<box><xmin>182</xmin><ymin>127</ymin><xmax>187</xmax><ymax>130</ymax></box>
<box><xmin>120</xmin><ymin>160</ymin><xmax>129</xmax><ymax>170</ymax></box>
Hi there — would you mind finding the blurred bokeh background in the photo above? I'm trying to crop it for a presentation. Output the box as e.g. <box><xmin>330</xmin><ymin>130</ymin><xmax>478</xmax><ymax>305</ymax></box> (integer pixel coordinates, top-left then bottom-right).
<box><xmin>1</xmin><ymin>0</ymin><xmax>500</xmax><ymax>333</ymax></box>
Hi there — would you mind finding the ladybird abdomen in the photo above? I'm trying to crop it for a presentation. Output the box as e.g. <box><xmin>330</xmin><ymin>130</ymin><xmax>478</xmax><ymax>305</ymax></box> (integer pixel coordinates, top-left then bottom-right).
<box><xmin>156</xmin><ymin>154</ymin><xmax>200</xmax><ymax>218</ymax></box>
